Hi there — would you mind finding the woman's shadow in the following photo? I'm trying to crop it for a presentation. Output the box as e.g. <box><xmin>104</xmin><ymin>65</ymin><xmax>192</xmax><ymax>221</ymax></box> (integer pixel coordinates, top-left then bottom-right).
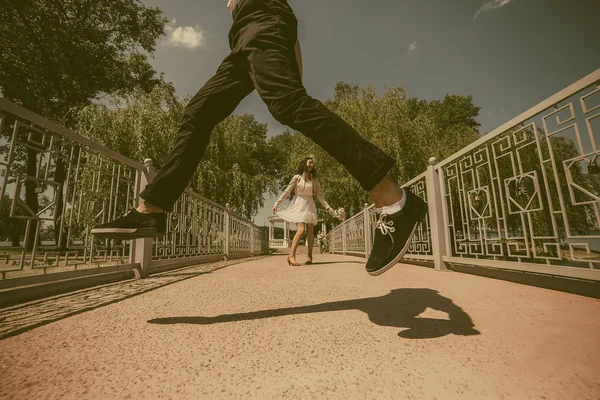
<box><xmin>148</xmin><ymin>288</ymin><xmax>480</xmax><ymax>339</ymax></box>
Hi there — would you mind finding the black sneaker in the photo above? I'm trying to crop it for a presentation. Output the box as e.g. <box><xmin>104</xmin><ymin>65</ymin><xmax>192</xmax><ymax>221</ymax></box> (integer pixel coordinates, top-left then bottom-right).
<box><xmin>366</xmin><ymin>190</ymin><xmax>427</xmax><ymax>276</ymax></box>
<box><xmin>90</xmin><ymin>209</ymin><xmax>166</xmax><ymax>240</ymax></box>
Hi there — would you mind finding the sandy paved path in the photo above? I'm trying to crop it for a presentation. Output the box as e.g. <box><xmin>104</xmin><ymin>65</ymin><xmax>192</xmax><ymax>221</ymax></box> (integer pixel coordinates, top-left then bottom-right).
<box><xmin>1</xmin><ymin>254</ymin><xmax>599</xmax><ymax>399</ymax></box>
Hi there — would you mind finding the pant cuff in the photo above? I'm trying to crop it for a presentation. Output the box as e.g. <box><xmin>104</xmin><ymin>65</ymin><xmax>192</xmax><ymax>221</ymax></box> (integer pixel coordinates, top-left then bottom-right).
<box><xmin>140</xmin><ymin>188</ymin><xmax>175</xmax><ymax>212</ymax></box>
<box><xmin>360</xmin><ymin>157</ymin><xmax>396</xmax><ymax>192</ymax></box>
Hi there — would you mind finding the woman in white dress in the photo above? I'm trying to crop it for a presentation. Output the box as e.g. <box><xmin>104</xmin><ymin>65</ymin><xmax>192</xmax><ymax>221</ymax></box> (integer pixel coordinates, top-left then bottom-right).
<box><xmin>272</xmin><ymin>157</ymin><xmax>339</xmax><ymax>266</ymax></box>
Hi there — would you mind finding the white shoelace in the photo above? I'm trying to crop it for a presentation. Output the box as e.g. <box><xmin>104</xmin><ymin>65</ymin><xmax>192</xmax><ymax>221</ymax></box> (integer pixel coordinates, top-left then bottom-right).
<box><xmin>375</xmin><ymin>213</ymin><xmax>395</xmax><ymax>240</ymax></box>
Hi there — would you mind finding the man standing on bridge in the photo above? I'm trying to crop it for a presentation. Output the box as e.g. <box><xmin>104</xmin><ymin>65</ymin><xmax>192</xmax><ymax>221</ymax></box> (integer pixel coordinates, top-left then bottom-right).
<box><xmin>91</xmin><ymin>0</ymin><xmax>426</xmax><ymax>276</ymax></box>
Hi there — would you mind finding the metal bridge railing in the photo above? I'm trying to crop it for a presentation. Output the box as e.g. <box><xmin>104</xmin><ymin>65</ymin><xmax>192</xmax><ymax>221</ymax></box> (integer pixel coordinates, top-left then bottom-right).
<box><xmin>328</xmin><ymin>68</ymin><xmax>600</xmax><ymax>282</ymax></box>
<box><xmin>0</xmin><ymin>99</ymin><xmax>267</xmax><ymax>287</ymax></box>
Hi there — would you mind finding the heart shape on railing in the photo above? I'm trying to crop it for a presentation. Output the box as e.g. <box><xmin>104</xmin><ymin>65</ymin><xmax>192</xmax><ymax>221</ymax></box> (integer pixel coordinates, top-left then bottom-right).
<box><xmin>505</xmin><ymin>172</ymin><xmax>541</xmax><ymax>214</ymax></box>
<box><xmin>563</xmin><ymin>155</ymin><xmax>600</xmax><ymax>206</ymax></box>
<box><xmin>468</xmin><ymin>187</ymin><xmax>491</xmax><ymax>220</ymax></box>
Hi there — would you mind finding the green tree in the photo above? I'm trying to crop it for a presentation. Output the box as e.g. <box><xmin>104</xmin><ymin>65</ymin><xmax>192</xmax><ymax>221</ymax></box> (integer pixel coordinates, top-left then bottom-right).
<box><xmin>195</xmin><ymin>114</ymin><xmax>279</xmax><ymax>219</ymax></box>
<box><xmin>0</xmin><ymin>0</ymin><xmax>165</xmax><ymax>119</ymax></box>
<box><xmin>0</xmin><ymin>0</ymin><xmax>168</xmax><ymax>249</ymax></box>
<box><xmin>0</xmin><ymin>195</ymin><xmax>25</xmax><ymax>247</ymax></box>
<box><xmin>74</xmin><ymin>82</ymin><xmax>183</xmax><ymax>165</ymax></box>
<box><xmin>407</xmin><ymin>94</ymin><xmax>481</xmax><ymax>132</ymax></box>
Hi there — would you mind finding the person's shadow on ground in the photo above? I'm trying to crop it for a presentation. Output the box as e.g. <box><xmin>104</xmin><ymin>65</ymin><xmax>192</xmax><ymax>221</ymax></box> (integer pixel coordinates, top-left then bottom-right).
<box><xmin>148</xmin><ymin>288</ymin><xmax>481</xmax><ymax>339</ymax></box>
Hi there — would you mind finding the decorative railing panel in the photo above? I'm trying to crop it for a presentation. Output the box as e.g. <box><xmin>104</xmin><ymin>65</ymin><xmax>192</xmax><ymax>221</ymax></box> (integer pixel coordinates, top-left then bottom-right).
<box><xmin>331</xmin><ymin>226</ymin><xmax>343</xmax><ymax>253</ymax></box>
<box><xmin>152</xmin><ymin>190</ymin><xmax>227</xmax><ymax>260</ymax></box>
<box><xmin>0</xmin><ymin>98</ymin><xmax>267</xmax><ymax>284</ymax></box>
<box><xmin>326</xmin><ymin>69</ymin><xmax>600</xmax><ymax>280</ymax></box>
<box><xmin>344</xmin><ymin>210</ymin><xmax>366</xmax><ymax>255</ymax></box>
<box><xmin>402</xmin><ymin>174</ymin><xmax>432</xmax><ymax>260</ymax></box>
<box><xmin>253</xmin><ymin>226</ymin><xmax>267</xmax><ymax>254</ymax></box>
<box><xmin>229</xmin><ymin>212</ymin><xmax>252</xmax><ymax>256</ymax></box>
<box><xmin>0</xmin><ymin>100</ymin><xmax>141</xmax><ymax>278</ymax></box>
<box><xmin>438</xmin><ymin>75</ymin><xmax>600</xmax><ymax>271</ymax></box>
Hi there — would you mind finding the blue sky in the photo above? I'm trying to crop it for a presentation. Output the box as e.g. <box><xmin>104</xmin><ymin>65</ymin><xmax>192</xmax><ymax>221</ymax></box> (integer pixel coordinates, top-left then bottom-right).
<box><xmin>142</xmin><ymin>0</ymin><xmax>600</xmax><ymax>225</ymax></box>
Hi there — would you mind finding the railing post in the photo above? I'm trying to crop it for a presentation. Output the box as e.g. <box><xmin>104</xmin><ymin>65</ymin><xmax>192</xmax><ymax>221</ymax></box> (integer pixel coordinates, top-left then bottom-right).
<box><xmin>250</xmin><ymin>222</ymin><xmax>255</xmax><ymax>256</ymax></box>
<box><xmin>363</xmin><ymin>203</ymin><xmax>371</xmax><ymax>258</ymax></box>
<box><xmin>425</xmin><ymin>157</ymin><xmax>448</xmax><ymax>271</ymax></box>
<box><xmin>342</xmin><ymin>223</ymin><xmax>347</xmax><ymax>256</ymax></box>
<box><xmin>130</xmin><ymin>158</ymin><xmax>155</xmax><ymax>278</ymax></box>
<box><xmin>283</xmin><ymin>221</ymin><xmax>289</xmax><ymax>247</ymax></box>
<box><xmin>329</xmin><ymin>226</ymin><xmax>338</xmax><ymax>254</ymax></box>
<box><xmin>224</xmin><ymin>203</ymin><xmax>230</xmax><ymax>260</ymax></box>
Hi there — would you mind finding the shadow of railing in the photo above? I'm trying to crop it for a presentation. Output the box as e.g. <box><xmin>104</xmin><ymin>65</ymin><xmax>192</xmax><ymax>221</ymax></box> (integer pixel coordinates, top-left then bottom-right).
<box><xmin>0</xmin><ymin>257</ymin><xmax>263</xmax><ymax>340</ymax></box>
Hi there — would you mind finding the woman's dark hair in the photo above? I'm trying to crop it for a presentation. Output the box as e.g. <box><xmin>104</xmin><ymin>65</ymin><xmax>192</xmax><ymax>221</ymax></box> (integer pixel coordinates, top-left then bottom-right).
<box><xmin>296</xmin><ymin>156</ymin><xmax>317</xmax><ymax>177</ymax></box>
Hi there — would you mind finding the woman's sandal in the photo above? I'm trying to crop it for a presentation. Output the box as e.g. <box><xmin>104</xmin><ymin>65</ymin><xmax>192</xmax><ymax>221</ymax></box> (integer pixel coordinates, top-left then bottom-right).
<box><xmin>287</xmin><ymin>256</ymin><xmax>301</xmax><ymax>266</ymax></box>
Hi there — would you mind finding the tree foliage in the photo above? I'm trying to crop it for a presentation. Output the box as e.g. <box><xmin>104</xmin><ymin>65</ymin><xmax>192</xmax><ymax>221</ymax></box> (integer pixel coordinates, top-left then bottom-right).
<box><xmin>0</xmin><ymin>195</ymin><xmax>24</xmax><ymax>246</ymax></box>
<box><xmin>195</xmin><ymin>114</ymin><xmax>279</xmax><ymax>219</ymax></box>
<box><xmin>0</xmin><ymin>0</ymin><xmax>166</xmax><ymax>120</ymax></box>
<box><xmin>0</xmin><ymin>0</ymin><xmax>168</xmax><ymax>249</ymax></box>
<box><xmin>74</xmin><ymin>82</ymin><xmax>184</xmax><ymax>164</ymax></box>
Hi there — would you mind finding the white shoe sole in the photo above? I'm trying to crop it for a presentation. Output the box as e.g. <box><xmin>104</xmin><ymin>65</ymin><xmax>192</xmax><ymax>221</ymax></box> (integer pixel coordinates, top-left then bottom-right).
<box><xmin>91</xmin><ymin>228</ymin><xmax>137</xmax><ymax>234</ymax></box>
<box><xmin>91</xmin><ymin>227</ymin><xmax>164</xmax><ymax>240</ymax></box>
<box><xmin>367</xmin><ymin>219</ymin><xmax>420</xmax><ymax>277</ymax></box>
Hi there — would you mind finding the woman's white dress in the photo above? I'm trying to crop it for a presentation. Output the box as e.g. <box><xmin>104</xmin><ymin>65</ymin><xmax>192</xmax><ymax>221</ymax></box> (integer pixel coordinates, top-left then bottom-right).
<box><xmin>274</xmin><ymin>174</ymin><xmax>331</xmax><ymax>225</ymax></box>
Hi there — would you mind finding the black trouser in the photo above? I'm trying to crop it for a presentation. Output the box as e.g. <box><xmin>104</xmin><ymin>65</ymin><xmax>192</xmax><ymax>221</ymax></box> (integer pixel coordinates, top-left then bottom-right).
<box><xmin>140</xmin><ymin>0</ymin><xmax>395</xmax><ymax>211</ymax></box>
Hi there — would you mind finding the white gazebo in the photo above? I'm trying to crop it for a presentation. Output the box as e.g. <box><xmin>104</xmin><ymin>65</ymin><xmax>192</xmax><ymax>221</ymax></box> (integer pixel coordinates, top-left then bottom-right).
<box><xmin>267</xmin><ymin>215</ymin><xmax>290</xmax><ymax>248</ymax></box>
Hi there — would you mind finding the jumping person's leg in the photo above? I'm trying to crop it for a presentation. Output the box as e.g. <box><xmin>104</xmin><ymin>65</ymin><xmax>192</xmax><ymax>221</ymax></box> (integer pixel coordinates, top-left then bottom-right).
<box><xmin>140</xmin><ymin>55</ymin><xmax>254</xmax><ymax>211</ymax></box>
<box><xmin>248</xmin><ymin>43</ymin><xmax>395</xmax><ymax>193</ymax></box>
<box><xmin>91</xmin><ymin>53</ymin><xmax>255</xmax><ymax>239</ymax></box>
<box><xmin>246</xmin><ymin>14</ymin><xmax>427</xmax><ymax>275</ymax></box>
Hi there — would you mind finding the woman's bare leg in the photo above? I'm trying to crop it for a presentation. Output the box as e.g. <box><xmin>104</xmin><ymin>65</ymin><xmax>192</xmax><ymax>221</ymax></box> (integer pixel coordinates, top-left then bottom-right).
<box><xmin>289</xmin><ymin>223</ymin><xmax>305</xmax><ymax>263</ymax></box>
<box><xmin>307</xmin><ymin>224</ymin><xmax>314</xmax><ymax>261</ymax></box>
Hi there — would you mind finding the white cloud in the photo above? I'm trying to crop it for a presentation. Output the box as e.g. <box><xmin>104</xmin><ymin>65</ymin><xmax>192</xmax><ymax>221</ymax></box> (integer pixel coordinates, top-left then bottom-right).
<box><xmin>473</xmin><ymin>0</ymin><xmax>515</xmax><ymax>19</ymax></box>
<box><xmin>164</xmin><ymin>18</ymin><xmax>205</xmax><ymax>49</ymax></box>
<box><xmin>409</xmin><ymin>41</ymin><xmax>418</xmax><ymax>52</ymax></box>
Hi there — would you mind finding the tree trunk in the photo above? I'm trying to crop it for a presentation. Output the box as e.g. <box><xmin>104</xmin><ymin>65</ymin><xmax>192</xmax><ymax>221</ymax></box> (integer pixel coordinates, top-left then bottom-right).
<box><xmin>53</xmin><ymin>158</ymin><xmax>67</xmax><ymax>250</ymax></box>
<box><xmin>11</xmin><ymin>229</ymin><xmax>21</xmax><ymax>247</ymax></box>
<box><xmin>25</xmin><ymin>149</ymin><xmax>39</xmax><ymax>251</ymax></box>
